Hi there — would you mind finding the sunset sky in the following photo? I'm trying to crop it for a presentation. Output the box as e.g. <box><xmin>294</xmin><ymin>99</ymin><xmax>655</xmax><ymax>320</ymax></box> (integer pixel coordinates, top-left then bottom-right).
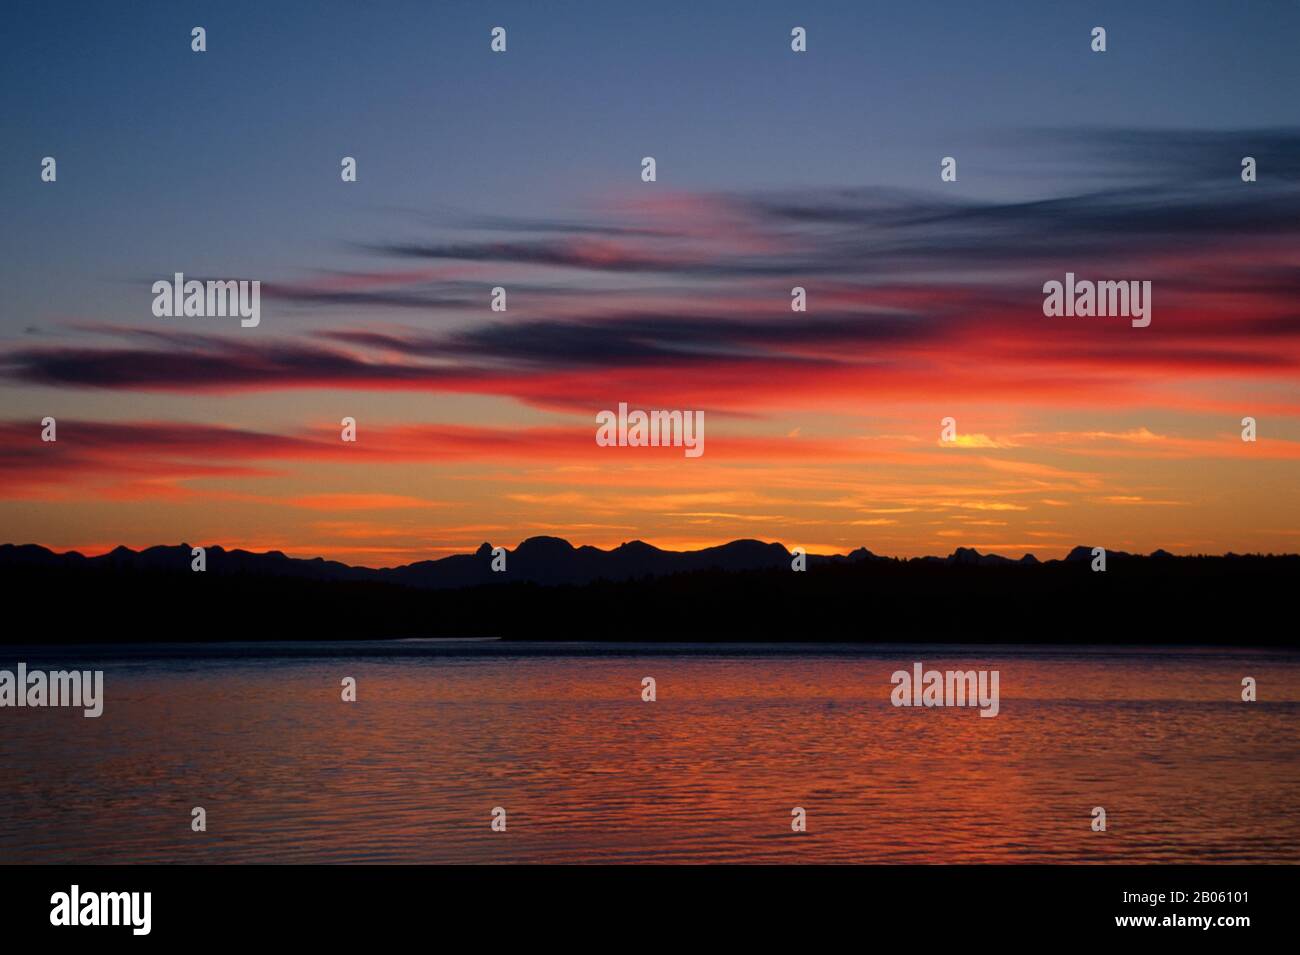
<box><xmin>2</xmin><ymin>1</ymin><xmax>1299</xmax><ymax>565</ymax></box>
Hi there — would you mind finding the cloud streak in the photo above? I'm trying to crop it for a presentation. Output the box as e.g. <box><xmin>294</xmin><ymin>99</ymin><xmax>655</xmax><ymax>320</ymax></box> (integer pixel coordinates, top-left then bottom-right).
<box><xmin>5</xmin><ymin>127</ymin><xmax>1299</xmax><ymax>418</ymax></box>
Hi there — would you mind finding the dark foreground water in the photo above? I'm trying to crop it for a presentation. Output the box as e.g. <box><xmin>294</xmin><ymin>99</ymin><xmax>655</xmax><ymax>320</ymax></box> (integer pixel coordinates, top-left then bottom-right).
<box><xmin>1</xmin><ymin>641</ymin><xmax>1297</xmax><ymax>863</ymax></box>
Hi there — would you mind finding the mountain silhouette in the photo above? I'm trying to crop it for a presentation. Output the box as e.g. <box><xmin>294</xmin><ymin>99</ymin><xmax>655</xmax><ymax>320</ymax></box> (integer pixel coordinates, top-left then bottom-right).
<box><xmin>0</xmin><ymin>537</ymin><xmax>1172</xmax><ymax>589</ymax></box>
<box><xmin>3</xmin><ymin>537</ymin><xmax>1293</xmax><ymax>645</ymax></box>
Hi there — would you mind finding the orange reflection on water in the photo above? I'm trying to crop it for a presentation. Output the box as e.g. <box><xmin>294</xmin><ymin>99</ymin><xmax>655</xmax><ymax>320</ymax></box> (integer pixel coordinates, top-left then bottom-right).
<box><xmin>1</xmin><ymin>644</ymin><xmax>1297</xmax><ymax>863</ymax></box>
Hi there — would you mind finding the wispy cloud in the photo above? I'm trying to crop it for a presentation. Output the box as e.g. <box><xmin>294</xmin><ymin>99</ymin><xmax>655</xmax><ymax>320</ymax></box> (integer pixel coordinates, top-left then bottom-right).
<box><xmin>6</xmin><ymin>129</ymin><xmax>1299</xmax><ymax>419</ymax></box>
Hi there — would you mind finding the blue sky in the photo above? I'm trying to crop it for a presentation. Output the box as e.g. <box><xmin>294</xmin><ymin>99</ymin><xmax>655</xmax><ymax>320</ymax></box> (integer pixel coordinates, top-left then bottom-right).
<box><xmin>4</xmin><ymin>0</ymin><xmax>1299</xmax><ymax>338</ymax></box>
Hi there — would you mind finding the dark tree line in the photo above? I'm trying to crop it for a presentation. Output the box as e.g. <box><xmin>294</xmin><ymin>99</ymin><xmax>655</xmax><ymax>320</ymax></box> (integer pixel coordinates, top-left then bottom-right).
<box><xmin>4</xmin><ymin>554</ymin><xmax>1293</xmax><ymax>646</ymax></box>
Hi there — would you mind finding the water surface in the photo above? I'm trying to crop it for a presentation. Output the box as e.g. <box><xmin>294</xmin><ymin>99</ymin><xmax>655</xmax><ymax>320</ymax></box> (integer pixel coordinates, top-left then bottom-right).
<box><xmin>2</xmin><ymin>641</ymin><xmax>1297</xmax><ymax>863</ymax></box>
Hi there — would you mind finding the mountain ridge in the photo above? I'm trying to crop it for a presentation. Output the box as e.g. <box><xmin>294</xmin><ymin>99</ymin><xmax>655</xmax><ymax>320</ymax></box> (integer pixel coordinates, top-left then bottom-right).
<box><xmin>0</xmin><ymin>537</ymin><xmax>1279</xmax><ymax>591</ymax></box>
<box><xmin>3</xmin><ymin>537</ymin><xmax>1295</xmax><ymax>644</ymax></box>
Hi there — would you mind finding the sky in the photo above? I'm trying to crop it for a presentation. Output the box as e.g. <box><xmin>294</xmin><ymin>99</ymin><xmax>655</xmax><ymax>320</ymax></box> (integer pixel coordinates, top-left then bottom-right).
<box><xmin>2</xmin><ymin>0</ymin><xmax>1299</xmax><ymax>565</ymax></box>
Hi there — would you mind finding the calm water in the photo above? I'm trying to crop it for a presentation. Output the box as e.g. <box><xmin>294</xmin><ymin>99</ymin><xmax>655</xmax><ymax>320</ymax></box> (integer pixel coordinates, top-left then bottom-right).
<box><xmin>2</xmin><ymin>641</ymin><xmax>1298</xmax><ymax>864</ymax></box>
